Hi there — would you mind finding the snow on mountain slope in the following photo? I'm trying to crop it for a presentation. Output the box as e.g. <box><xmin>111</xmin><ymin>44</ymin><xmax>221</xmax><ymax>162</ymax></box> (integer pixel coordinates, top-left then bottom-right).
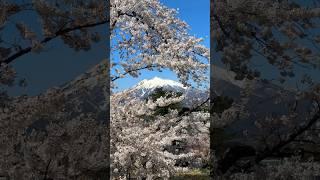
<box><xmin>134</xmin><ymin>77</ymin><xmax>187</xmax><ymax>90</ymax></box>
<box><xmin>123</xmin><ymin>77</ymin><xmax>186</xmax><ymax>97</ymax></box>
<box><xmin>131</xmin><ymin>77</ymin><xmax>188</xmax><ymax>97</ymax></box>
<box><xmin>116</xmin><ymin>77</ymin><xmax>208</xmax><ymax>107</ymax></box>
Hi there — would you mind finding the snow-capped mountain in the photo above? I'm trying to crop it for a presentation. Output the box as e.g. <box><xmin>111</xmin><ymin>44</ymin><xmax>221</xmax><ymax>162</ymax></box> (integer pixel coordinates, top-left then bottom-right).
<box><xmin>135</xmin><ymin>77</ymin><xmax>187</xmax><ymax>90</ymax></box>
<box><xmin>132</xmin><ymin>76</ymin><xmax>187</xmax><ymax>97</ymax></box>
<box><xmin>117</xmin><ymin>76</ymin><xmax>208</xmax><ymax>108</ymax></box>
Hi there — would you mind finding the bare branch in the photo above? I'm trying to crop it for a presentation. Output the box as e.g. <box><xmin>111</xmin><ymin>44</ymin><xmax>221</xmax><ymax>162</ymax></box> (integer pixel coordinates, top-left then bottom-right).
<box><xmin>3</xmin><ymin>19</ymin><xmax>108</xmax><ymax>65</ymax></box>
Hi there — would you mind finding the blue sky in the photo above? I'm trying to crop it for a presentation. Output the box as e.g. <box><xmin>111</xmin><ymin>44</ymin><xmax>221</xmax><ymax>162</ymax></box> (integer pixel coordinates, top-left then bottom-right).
<box><xmin>114</xmin><ymin>0</ymin><xmax>210</xmax><ymax>91</ymax></box>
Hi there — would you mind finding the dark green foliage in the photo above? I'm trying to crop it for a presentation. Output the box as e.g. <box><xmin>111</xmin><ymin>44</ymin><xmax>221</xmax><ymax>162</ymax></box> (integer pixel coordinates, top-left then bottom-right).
<box><xmin>154</xmin><ymin>103</ymin><xmax>181</xmax><ymax>116</ymax></box>
<box><xmin>178</xmin><ymin>107</ymin><xmax>191</xmax><ymax>116</ymax></box>
<box><xmin>198</xmin><ymin>104</ymin><xmax>210</xmax><ymax>113</ymax></box>
<box><xmin>149</xmin><ymin>87</ymin><xmax>184</xmax><ymax>116</ymax></box>
<box><xmin>149</xmin><ymin>87</ymin><xmax>183</xmax><ymax>102</ymax></box>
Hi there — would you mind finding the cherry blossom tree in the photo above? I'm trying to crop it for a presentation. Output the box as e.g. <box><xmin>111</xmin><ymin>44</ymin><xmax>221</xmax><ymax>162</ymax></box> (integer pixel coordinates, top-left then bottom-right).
<box><xmin>212</xmin><ymin>0</ymin><xmax>320</xmax><ymax>178</ymax></box>
<box><xmin>110</xmin><ymin>0</ymin><xmax>209</xmax><ymax>87</ymax></box>
<box><xmin>111</xmin><ymin>91</ymin><xmax>210</xmax><ymax>179</ymax></box>
<box><xmin>0</xmin><ymin>0</ymin><xmax>109</xmax><ymax>179</ymax></box>
<box><xmin>110</xmin><ymin>0</ymin><xmax>210</xmax><ymax>179</ymax></box>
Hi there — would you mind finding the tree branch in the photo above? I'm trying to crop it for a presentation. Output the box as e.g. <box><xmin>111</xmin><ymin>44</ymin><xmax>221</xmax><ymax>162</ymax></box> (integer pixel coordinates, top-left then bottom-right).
<box><xmin>219</xmin><ymin>102</ymin><xmax>320</xmax><ymax>175</ymax></box>
<box><xmin>43</xmin><ymin>158</ymin><xmax>52</xmax><ymax>180</ymax></box>
<box><xmin>111</xmin><ymin>64</ymin><xmax>160</xmax><ymax>82</ymax></box>
<box><xmin>254</xmin><ymin>107</ymin><xmax>320</xmax><ymax>163</ymax></box>
<box><xmin>3</xmin><ymin>19</ymin><xmax>108</xmax><ymax>65</ymax></box>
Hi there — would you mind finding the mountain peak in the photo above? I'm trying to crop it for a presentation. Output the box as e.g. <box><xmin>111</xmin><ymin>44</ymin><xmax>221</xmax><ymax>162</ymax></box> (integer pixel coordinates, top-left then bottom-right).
<box><xmin>134</xmin><ymin>77</ymin><xmax>187</xmax><ymax>90</ymax></box>
<box><xmin>116</xmin><ymin>76</ymin><xmax>207</xmax><ymax>105</ymax></box>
